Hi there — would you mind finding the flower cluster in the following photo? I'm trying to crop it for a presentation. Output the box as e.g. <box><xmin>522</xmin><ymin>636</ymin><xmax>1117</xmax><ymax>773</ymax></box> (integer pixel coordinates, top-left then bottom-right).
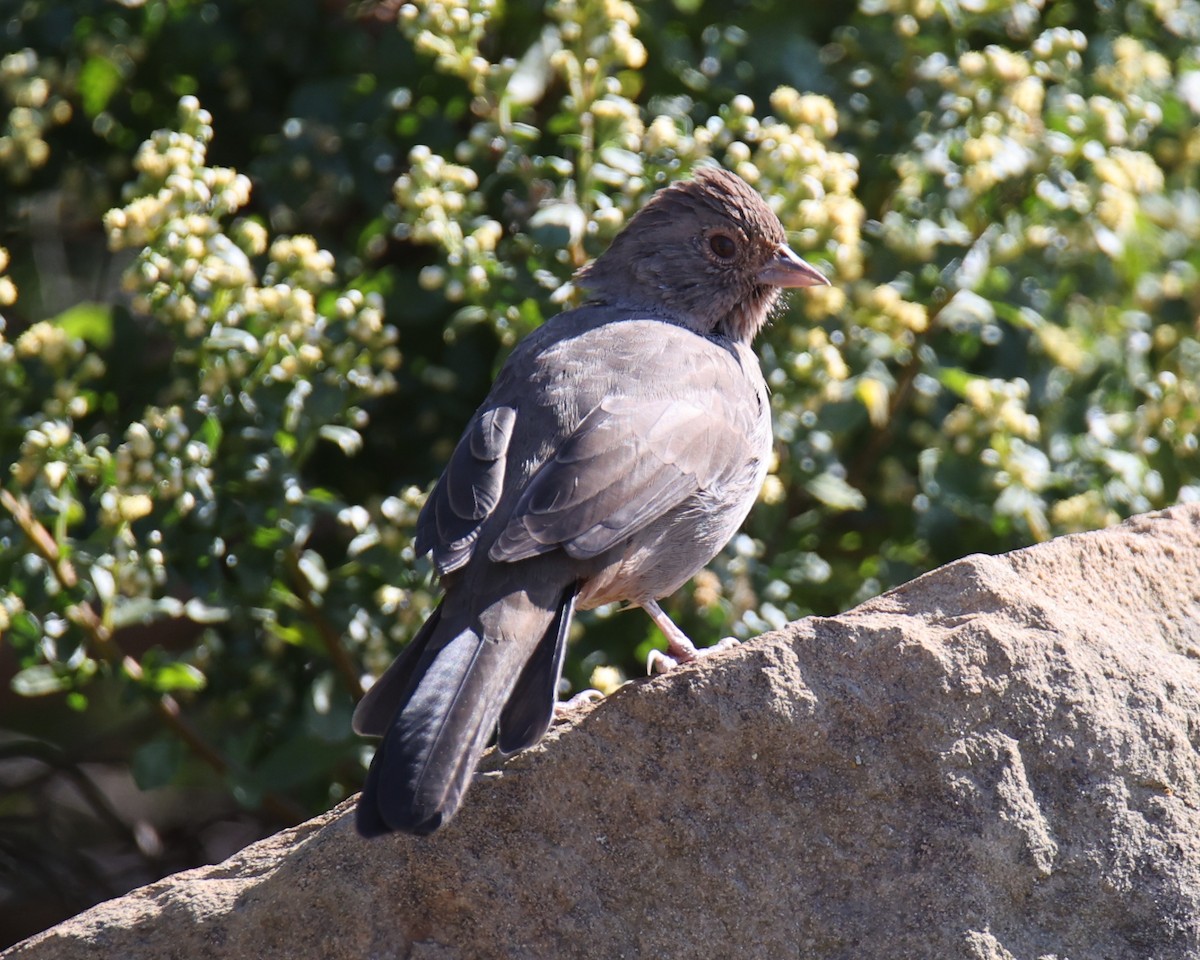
<box><xmin>394</xmin><ymin>146</ymin><xmax>505</xmax><ymax>306</ymax></box>
<box><xmin>8</xmin><ymin>312</ymin><xmax>107</xmax><ymax>465</ymax></box>
<box><xmin>0</xmin><ymin>48</ymin><xmax>72</xmax><ymax>184</ymax></box>
<box><xmin>3</xmin><ymin>98</ymin><xmax>403</xmax><ymax>682</ymax></box>
<box><xmin>548</xmin><ymin>0</ymin><xmax>647</xmax><ymax>72</ymax></box>
<box><xmin>943</xmin><ymin>376</ymin><xmax>1040</xmax><ymax>451</ymax></box>
<box><xmin>398</xmin><ymin>0</ymin><xmax>498</xmax><ymax>92</ymax></box>
<box><xmin>11</xmin><ymin>418</ymin><xmax>92</xmax><ymax>491</ymax></box>
<box><xmin>0</xmin><ymin>246</ymin><xmax>15</xmax><ymax>309</ymax></box>
<box><xmin>110</xmin><ymin>407</ymin><xmax>214</xmax><ymax>521</ymax></box>
<box><xmin>105</xmin><ymin>98</ymin><xmax>399</xmax><ymax>410</ymax></box>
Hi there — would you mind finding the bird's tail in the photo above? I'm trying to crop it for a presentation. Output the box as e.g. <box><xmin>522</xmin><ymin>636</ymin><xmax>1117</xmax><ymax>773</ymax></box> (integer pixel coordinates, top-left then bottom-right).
<box><xmin>355</xmin><ymin>577</ymin><xmax>577</xmax><ymax>837</ymax></box>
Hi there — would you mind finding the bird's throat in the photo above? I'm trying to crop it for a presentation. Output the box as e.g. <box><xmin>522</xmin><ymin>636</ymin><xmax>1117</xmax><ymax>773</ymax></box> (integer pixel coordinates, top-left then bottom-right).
<box><xmin>720</xmin><ymin>286</ymin><xmax>777</xmax><ymax>343</ymax></box>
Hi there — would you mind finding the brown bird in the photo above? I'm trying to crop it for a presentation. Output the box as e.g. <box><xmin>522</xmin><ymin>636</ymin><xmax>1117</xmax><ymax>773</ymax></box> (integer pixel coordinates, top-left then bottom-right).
<box><xmin>354</xmin><ymin>166</ymin><xmax>829</xmax><ymax>836</ymax></box>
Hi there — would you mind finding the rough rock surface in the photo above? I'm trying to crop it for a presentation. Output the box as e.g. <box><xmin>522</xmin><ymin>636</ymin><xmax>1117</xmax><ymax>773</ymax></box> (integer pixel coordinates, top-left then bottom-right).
<box><xmin>8</xmin><ymin>505</ymin><xmax>1200</xmax><ymax>960</ymax></box>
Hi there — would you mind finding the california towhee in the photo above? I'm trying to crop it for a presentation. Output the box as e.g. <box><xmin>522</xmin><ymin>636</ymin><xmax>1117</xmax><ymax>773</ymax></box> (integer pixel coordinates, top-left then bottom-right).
<box><xmin>355</xmin><ymin>167</ymin><xmax>829</xmax><ymax>836</ymax></box>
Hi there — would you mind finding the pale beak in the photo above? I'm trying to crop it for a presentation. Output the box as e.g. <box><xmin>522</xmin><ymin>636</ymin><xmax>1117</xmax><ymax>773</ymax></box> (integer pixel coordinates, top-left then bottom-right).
<box><xmin>758</xmin><ymin>244</ymin><xmax>830</xmax><ymax>289</ymax></box>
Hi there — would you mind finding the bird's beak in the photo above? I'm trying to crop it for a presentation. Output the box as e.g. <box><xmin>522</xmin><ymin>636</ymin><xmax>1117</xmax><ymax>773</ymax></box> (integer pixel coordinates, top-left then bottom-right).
<box><xmin>758</xmin><ymin>244</ymin><xmax>831</xmax><ymax>289</ymax></box>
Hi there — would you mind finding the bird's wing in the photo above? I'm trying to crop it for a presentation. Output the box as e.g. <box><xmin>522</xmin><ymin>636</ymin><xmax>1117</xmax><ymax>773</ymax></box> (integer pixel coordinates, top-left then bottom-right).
<box><xmin>416</xmin><ymin>404</ymin><xmax>517</xmax><ymax>575</ymax></box>
<box><xmin>416</xmin><ymin>312</ymin><xmax>766</xmax><ymax>574</ymax></box>
<box><xmin>489</xmin><ymin>382</ymin><xmax>761</xmax><ymax>563</ymax></box>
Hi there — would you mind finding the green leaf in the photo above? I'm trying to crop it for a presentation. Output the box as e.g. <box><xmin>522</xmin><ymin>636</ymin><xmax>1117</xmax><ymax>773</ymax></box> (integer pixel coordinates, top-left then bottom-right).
<box><xmin>252</xmin><ymin>525</ymin><xmax>287</xmax><ymax>549</ymax></box>
<box><xmin>938</xmin><ymin>367</ymin><xmax>976</xmax><ymax>397</ymax></box>
<box><xmin>52</xmin><ymin>302</ymin><xmax>114</xmax><ymax>348</ymax></box>
<box><xmin>91</xmin><ymin>566</ymin><xmax>116</xmax><ymax>605</ymax></box>
<box><xmin>78</xmin><ymin>56</ymin><xmax>122</xmax><ymax>118</ymax></box>
<box><xmin>199</xmin><ymin>414</ymin><xmax>223</xmax><ymax>453</ymax></box>
<box><xmin>146</xmin><ymin>661</ymin><xmax>207</xmax><ymax>693</ymax></box>
<box><xmin>111</xmin><ymin>596</ymin><xmax>185</xmax><ymax>629</ymax></box>
<box><xmin>529</xmin><ymin>201</ymin><xmax>587</xmax><ymax>248</ymax></box>
<box><xmin>184</xmin><ymin>598</ymin><xmax>229</xmax><ymax>624</ymax></box>
<box><xmin>806</xmin><ymin>473</ymin><xmax>867</xmax><ymax>512</ymax></box>
<box><xmin>137</xmin><ymin>645</ymin><xmax>208</xmax><ymax>693</ymax></box>
<box><xmin>132</xmin><ymin>737</ymin><xmax>184</xmax><ymax>791</ymax></box>
<box><xmin>267</xmin><ymin>621</ymin><xmax>306</xmax><ymax>645</ymax></box>
<box><xmin>11</xmin><ymin>665</ymin><xmax>70</xmax><ymax>697</ymax></box>
<box><xmin>251</xmin><ymin>735</ymin><xmax>343</xmax><ymax>792</ymax></box>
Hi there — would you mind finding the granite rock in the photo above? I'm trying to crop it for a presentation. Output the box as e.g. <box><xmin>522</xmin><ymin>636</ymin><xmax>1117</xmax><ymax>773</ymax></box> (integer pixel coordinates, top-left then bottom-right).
<box><xmin>8</xmin><ymin>505</ymin><xmax>1200</xmax><ymax>959</ymax></box>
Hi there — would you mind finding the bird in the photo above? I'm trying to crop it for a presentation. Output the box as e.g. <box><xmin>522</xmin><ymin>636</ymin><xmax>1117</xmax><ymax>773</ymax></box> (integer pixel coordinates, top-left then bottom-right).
<box><xmin>354</xmin><ymin>166</ymin><xmax>830</xmax><ymax>837</ymax></box>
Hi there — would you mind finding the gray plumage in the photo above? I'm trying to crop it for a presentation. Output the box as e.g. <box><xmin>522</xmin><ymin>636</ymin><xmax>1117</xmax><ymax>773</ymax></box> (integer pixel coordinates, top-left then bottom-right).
<box><xmin>355</xmin><ymin>167</ymin><xmax>829</xmax><ymax>836</ymax></box>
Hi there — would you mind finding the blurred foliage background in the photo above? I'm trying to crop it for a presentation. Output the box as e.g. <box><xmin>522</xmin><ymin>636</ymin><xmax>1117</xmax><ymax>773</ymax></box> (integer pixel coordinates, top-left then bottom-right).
<box><xmin>3</xmin><ymin>0</ymin><xmax>1200</xmax><ymax>945</ymax></box>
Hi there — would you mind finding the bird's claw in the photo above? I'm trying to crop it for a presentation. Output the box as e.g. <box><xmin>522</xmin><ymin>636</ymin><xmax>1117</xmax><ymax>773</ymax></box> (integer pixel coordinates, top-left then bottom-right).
<box><xmin>646</xmin><ymin>649</ymin><xmax>680</xmax><ymax>674</ymax></box>
<box><xmin>641</xmin><ymin>600</ymin><xmax>740</xmax><ymax>673</ymax></box>
<box><xmin>646</xmin><ymin>635</ymin><xmax>740</xmax><ymax>674</ymax></box>
<box><xmin>553</xmin><ymin>688</ymin><xmax>605</xmax><ymax>718</ymax></box>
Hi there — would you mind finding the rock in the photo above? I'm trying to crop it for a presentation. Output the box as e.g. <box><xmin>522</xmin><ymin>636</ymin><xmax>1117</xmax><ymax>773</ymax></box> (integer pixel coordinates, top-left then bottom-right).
<box><xmin>7</xmin><ymin>505</ymin><xmax>1200</xmax><ymax>960</ymax></box>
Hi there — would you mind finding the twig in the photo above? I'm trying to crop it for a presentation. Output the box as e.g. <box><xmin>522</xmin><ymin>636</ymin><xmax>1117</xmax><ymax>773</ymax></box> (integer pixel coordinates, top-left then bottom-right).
<box><xmin>0</xmin><ymin>488</ymin><xmax>307</xmax><ymax>825</ymax></box>
<box><xmin>285</xmin><ymin>550</ymin><xmax>365</xmax><ymax>701</ymax></box>
<box><xmin>5</xmin><ymin>738</ymin><xmax>161</xmax><ymax>870</ymax></box>
<box><xmin>844</xmin><ymin>288</ymin><xmax>956</xmax><ymax>493</ymax></box>
<box><xmin>1</xmin><ymin>487</ymin><xmax>107</xmax><ymax>640</ymax></box>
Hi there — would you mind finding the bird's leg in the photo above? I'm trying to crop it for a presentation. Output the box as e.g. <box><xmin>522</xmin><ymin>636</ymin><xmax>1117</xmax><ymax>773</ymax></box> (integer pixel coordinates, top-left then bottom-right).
<box><xmin>642</xmin><ymin>599</ymin><xmax>739</xmax><ymax>674</ymax></box>
<box><xmin>644</xmin><ymin>599</ymin><xmax>700</xmax><ymax>664</ymax></box>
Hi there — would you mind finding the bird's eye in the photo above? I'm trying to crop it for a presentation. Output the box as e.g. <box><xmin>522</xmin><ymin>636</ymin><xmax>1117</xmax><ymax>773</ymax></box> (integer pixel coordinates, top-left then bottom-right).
<box><xmin>708</xmin><ymin>233</ymin><xmax>738</xmax><ymax>260</ymax></box>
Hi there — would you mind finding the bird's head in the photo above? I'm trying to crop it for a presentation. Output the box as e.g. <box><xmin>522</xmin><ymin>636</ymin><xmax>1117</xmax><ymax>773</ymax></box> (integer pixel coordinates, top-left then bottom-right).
<box><xmin>576</xmin><ymin>166</ymin><xmax>829</xmax><ymax>342</ymax></box>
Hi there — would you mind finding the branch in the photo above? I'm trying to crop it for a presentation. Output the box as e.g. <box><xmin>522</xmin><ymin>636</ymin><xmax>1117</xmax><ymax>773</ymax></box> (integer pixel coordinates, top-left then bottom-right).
<box><xmin>0</xmin><ymin>487</ymin><xmax>306</xmax><ymax>825</ymax></box>
<box><xmin>285</xmin><ymin>549</ymin><xmax>365</xmax><ymax>702</ymax></box>
<box><xmin>844</xmin><ymin>287</ymin><xmax>958</xmax><ymax>493</ymax></box>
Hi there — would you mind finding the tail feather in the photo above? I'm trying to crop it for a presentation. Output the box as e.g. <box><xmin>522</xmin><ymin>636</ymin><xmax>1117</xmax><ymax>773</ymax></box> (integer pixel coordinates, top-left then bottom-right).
<box><xmin>498</xmin><ymin>583</ymin><xmax>578</xmax><ymax>754</ymax></box>
<box><xmin>352</xmin><ymin>602</ymin><xmax>443</xmax><ymax>738</ymax></box>
<box><xmin>356</xmin><ymin>577</ymin><xmax>578</xmax><ymax>836</ymax></box>
<box><xmin>358</xmin><ymin>620</ymin><xmax>514</xmax><ymax>835</ymax></box>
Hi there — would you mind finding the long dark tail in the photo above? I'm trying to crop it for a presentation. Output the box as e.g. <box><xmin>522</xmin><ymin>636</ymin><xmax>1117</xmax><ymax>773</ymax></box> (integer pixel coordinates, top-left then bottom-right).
<box><xmin>355</xmin><ymin>581</ymin><xmax>577</xmax><ymax>837</ymax></box>
<box><xmin>497</xmin><ymin>587</ymin><xmax>576</xmax><ymax>754</ymax></box>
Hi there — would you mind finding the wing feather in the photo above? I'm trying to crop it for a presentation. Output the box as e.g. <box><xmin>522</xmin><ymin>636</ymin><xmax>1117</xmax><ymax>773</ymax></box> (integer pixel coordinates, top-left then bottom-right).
<box><xmin>416</xmin><ymin>404</ymin><xmax>517</xmax><ymax>574</ymax></box>
<box><xmin>414</xmin><ymin>312</ymin><xmax>768</xmax><ymax>576</ymax></box>
<box><xmin>490</xmin><ymin>389</ymin><xmax>755</xmax><ymax>563</ymax></box>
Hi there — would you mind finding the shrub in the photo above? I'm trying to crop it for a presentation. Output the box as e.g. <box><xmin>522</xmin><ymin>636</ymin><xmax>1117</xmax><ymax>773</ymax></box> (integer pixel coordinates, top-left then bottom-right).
<box><xmin>2</xmin><ymin>0</ymin><xmax>1198</xmax><ymax>943</ymax></box>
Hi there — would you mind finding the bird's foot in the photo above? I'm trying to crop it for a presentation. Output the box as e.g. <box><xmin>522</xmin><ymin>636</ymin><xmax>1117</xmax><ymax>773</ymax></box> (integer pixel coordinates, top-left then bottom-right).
<box><xmin>553</xmin><ymin>688</ymin><xmax>605</xmax><ymax>718</ymax></box>
<box><xmin>646</xmin><ymin>636</ymin><xmax>739</xmax><ymax>673</ymax></box>
<box><xmin>642</xmin><ymin>599</ymin><xmax>740</xmax><ymax>673</ymax></box>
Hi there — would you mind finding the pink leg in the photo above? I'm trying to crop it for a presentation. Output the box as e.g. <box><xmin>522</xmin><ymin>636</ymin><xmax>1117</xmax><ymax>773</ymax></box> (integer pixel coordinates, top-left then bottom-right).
<box><xmin>642</xmin><ymin>599</ymin><xmax>739</xmax><ymax>674</ymax></box>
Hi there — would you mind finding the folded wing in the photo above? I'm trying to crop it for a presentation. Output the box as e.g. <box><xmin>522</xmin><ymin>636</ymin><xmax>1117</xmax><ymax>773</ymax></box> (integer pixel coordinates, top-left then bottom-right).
<box><xmin>414</xmin><ymin>319</ymin><xmax>765</xmax><ymax>574</ymax></box>
<box><xmin>490</xmin><ymin>391</ymin><xmax>750</xmax><ymax>563</ymax></box>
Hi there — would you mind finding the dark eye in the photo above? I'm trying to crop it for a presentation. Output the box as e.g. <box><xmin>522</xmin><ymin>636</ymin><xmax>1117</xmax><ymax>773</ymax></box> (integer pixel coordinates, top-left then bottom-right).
<box><xmin>708</xmin><ymin>233</ymin><xmax>738</xmax><ymax>260</ymax></box>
